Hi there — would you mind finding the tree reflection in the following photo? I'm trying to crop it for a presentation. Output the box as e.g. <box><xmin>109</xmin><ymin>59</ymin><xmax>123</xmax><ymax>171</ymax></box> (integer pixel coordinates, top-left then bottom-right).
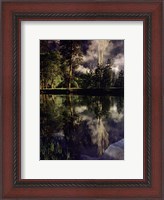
<box><xmin>40</xmin><ymin>94</ymin><xmax>124</xmax><ymax>160</ymax></box>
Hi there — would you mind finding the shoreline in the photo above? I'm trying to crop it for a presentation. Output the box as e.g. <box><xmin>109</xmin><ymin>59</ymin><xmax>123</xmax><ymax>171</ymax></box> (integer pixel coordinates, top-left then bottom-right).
<box><xmin>40</xmin><ymin>88</ymin><xmax>124</xmax><ymax>96</ymax></box>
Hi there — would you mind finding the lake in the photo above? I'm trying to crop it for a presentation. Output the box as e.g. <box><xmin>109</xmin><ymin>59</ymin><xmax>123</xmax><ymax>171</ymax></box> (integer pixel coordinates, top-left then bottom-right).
<box><xmin>40</xmin><ymin>94</ymin><xmax>124</xmax><ymax>160</ymax></box>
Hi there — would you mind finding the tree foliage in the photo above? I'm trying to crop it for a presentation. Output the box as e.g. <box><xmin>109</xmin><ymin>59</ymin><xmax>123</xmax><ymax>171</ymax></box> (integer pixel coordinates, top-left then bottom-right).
<box><xmin>40</xmin><ymin>40</ymin><xmax>124</xmax><ymax>89</ymax></box>
<box><xmin>59</xmin><ymin>40</ymin><xmax>83</xmax><ymax>88</ymax></box>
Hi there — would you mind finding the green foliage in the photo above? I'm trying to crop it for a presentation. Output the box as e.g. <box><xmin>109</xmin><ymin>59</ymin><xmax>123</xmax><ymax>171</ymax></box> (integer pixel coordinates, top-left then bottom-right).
<box><xmin>40</xmin><ymin>50</ymin><xmax>62</xmax><ymax>89</ymax></box>
<box><xmin>59</xmin><ymin>40</ymin><xmax>83</xmax><ymax>88</ymax></box>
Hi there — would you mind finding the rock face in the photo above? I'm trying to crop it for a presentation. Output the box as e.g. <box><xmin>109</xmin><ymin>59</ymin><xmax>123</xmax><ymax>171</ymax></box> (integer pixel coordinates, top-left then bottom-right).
<box><xmin>80</xmin><ymin>139</ymin><xmax>124</xmax><ymax>160</ymax></box>
<box><xmin>101</xmin><ymin>139</ymin><xmax>124</xmax><ymax>160</ymax></box>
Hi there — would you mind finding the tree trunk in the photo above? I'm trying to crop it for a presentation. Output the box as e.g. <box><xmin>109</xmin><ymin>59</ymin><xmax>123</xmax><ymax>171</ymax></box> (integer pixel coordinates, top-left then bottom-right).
<box><xmin>68</xmin><ymin>64</ymin><xmax>72</xmax><ymax>89</ymax></box>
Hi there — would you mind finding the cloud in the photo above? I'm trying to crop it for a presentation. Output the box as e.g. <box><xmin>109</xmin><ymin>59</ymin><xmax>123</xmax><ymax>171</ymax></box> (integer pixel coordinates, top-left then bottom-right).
<box><xmin>111</xmin><ymin>53</ymin><xmax>124</xmax><ymax>74</ymax></box>
<box><xmin>113</xmin><ymin>53</ymin><xmax>124</xmax><ymax>67</ymax></box>
<box><xmin>82</xmin><ymin>40</ymin><xmax>124</xmax><ymax>74</ymax></box>
<box><xmin>110</xmin><ymin>40</ymin><xmax>124</xmax><ymax>57</ymax></box>
<box><xmin>109</xmin><ymin>103</ymin><xmax>124</xmax><ymax>122</ymax></box>
<box><xmin>76</xmin><ymin>65</ymin><xmax>90</xmax><ymax>74</ymax></box>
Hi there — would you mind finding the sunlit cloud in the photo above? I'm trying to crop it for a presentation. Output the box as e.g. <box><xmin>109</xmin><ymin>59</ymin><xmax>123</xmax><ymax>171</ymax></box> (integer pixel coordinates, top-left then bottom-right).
<box><xmin>111</xmin><ymin>65</ymin><xmax>120</xmax><ymax>75</ymax></box>
<box><xmin>112</xmin><ymin>53</ymin><xmax>124</xmax><ymax>71</ymax></box>
<box><xmin>76</xmin><ymin>65</ymin><xmax>90</xmax><ymax>74</ymax></box>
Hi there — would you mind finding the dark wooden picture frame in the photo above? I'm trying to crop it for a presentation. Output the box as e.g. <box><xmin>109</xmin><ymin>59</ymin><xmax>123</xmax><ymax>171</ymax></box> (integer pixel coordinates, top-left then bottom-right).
<box><xmin>1</xmin><ymin>1</ymin><xmax>163</xmax><ymax>199</ymax></box>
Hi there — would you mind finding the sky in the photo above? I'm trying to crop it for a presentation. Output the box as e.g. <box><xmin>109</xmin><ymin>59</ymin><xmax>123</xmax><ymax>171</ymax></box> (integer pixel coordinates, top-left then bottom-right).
<box><xmin>76</xmin><ymin>40</ymin><xmax>124</xmax><ymax>75</ymax></box>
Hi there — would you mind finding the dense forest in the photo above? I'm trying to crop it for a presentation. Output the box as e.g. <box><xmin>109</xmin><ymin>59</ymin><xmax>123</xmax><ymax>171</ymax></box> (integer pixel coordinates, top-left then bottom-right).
<box><xmin>40</xmin><ymin>40</ymin><xmax>124</xmax><ymax>90</ymax></box>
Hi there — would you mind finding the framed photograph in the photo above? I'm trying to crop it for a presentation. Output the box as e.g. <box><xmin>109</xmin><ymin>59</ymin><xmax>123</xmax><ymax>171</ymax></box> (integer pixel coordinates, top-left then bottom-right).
<box><xmin>1</xmin><ymin>1</ymin><xmax>163</xmax><ymax>199</ymax></box>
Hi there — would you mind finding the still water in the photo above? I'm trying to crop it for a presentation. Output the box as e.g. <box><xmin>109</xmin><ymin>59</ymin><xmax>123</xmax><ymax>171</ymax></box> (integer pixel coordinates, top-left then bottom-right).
<box><xmin>40</xmin><ymin>94</ymin><xmax>124</xmax><ymax>160</ymax></box>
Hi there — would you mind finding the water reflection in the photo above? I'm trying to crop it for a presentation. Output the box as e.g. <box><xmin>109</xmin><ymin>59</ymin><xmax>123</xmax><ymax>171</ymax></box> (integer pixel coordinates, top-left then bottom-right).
<box><xmin>40</xmin><ymin>94</ymin><xmax>124</xmax><ymax>160</ymax></box>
